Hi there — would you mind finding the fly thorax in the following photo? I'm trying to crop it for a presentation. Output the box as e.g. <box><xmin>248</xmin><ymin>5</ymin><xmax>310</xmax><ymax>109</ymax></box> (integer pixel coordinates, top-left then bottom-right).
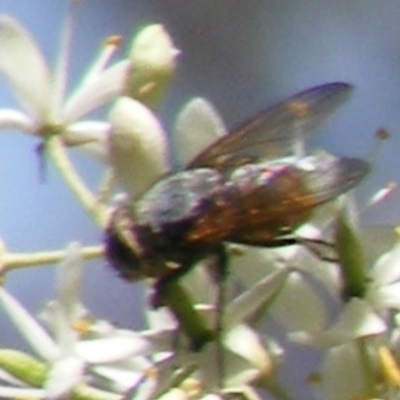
<box><xmin>133</xmin><ymin>168</ymin><xmax>224</xmax><ymax>239</ymax></box>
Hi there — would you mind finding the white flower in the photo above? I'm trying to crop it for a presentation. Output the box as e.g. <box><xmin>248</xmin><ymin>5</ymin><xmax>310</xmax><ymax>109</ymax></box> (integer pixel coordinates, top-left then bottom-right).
<box><xmin>0</xmin><ymin>14</ymin><xmax>128</xmax><ymax>155</ymax></box>
<box><xmin>365</xmin><ymin>241</ymin><xmax>400</xmax><ymax>311</ymax></box>
<box><xmin>106</xmin><ymin>96</ymin><xmax>225</xmax><ymax>200</ymax></box>
<box><xmin>308</xmin><ymin>227</ymin><xmax>400</xmax><ymax>400</ymax></box>
<box><xmin>103</xmin><ymin>25</ymin><xmax>179</xmax><ymax>197</ymax></box>
<box><xmin>0</xmin><ymin>9</ymin><xmax>180</xmax><ymax>203</ymax></box>
<box><xmin>230</xmin><ymin>241</ymin><xmax>333</xmax><ymax>341</ymax></box>
<box><xmin>174</xmin><ymin>97</ymin><xmax>227</xmax><ymax>165</ymax></box>
<box><xmin>0</xmin><ymin>243</ymin><xmax>152</xmax><ymax>399</ymax></box>
<box><xmin>321</xmin><ymin>342</ymin><xmax>370</xmax><ymax>400</ymax></box>
<box><xmin>108</xmin><ymin>97</ymin><xmax>169</xmax><ymax>198</ymax></box>
<box><xmin>125</xmin><ymin>24</ymin><xmax>180</xmax><ymax>107</ymax></box>
<box><xmin>305</xmin><ymin>227</ymin><xmax>400</xmax><ymax>347</ymax></box>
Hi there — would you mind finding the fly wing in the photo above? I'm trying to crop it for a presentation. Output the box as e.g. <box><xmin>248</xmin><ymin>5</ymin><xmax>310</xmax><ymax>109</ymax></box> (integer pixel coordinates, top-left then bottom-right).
<box><xmin>227</xmin><ymin>155</ymin><xmax>369</xmax><ymax>246</ymax></box>
<box><xmin>188</xmin><ymin>82</ymin><xmax>353</xmax><ymax>170</ymax></box>
<box><xmin>297</xmin><ymin>156</ymin><xmax>369</xmax><ymax>205</ymax></box>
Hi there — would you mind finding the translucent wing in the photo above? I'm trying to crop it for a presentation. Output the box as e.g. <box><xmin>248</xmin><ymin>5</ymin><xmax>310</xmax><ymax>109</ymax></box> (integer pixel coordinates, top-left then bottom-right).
<box><xmin>183</xmin><ymin>154</ymin><xmax>369</xmax><ymax>246</ymax></box>
<box><xmin>188</xmin><ymin>82</ymin><xmax>353</xmax><ymax>170</ymax></box>
<box><xmin>227</xmin><ymin>156</ymin><xmax>369</xmax><ymax>245</ymax></box>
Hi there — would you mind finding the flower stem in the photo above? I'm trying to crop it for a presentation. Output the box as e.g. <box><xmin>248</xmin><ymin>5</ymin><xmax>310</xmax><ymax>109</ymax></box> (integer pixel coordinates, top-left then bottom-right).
<box><xmin>47</xmin><ymin>136</ymin><xmax>109</xmax><ymax>226</ymax></box>
<box><xmin>357</xmin><ymin>338</ymin><xmax>378</xmax><ymax>397</ymax></box>
<box><xmin>0</xmin><ymin>349</ymin><xmax>120</xmax><ymax>400</ymax></box>
<box><xmin>96</xmin><ymin>168</ymin><xmax>115</xmax><ymax>205</ymax></box>
<box><xmin>0</xmin><ymin>245</ymin><xmax>103</xmax><ymax>275</ymax></box>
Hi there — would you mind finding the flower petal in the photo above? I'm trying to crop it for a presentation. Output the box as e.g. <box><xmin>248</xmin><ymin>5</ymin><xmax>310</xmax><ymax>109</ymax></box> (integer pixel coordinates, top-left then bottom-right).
<box><xmin>225</xmin><ymin>267</ymin><xmax>289</xmax><ymax>328</ymax></box>
<box><xmin>359</xmin><ymin>226</ymin><xmax>399</xmax><ymax>268</ymax></box>
<box><xmin>322</xmin><ymin>342</ymin><xmax>369</xmax><ymax>400</ymax></box>
<box><xmin>62</xmin><ymin>60</ymin><xmax>129</xmax><ymax>122</ymax></box>
<box><xmin>126</xmin><ymin>24</ymin><xmax>179</xmax><ymax>107</ymax></box>
<box><xmin>158</xmin><ymin>388</ymin><xmax>188</xmax><ymax>400</ymax></box>
<box><xmin>313</xmin><ymin>298</ymin><xmax>386</xmax><ymax>347</ymax></box>
<box><xmin>367</xmin><ymin>281</ymin><xmax>400</xmax><ymax>310</ymax></box>
<box><xmin>108</xmin><ymin>97</ymin><xmax>169</xmax><ymax>197</ymax></box>
<box><xmin>174</xmin><ymin>98</ymin><xmax>227</xmax><ymax>166</ymax></box>
<box><xmin>0</xmin><ymin>287</ymin><xmax>60</xmax><ymax>361</ymax></box>
<box><xmin>0</xmin><ymin>109</ymin><xmax>36</xmax><ymax>132</ymax></box>
<box><xmin>0</xmin><ymin>16</ymin><xmax>51</xmax><ymax>119</ymax></box>
<box><xmin>92</xmin><ymin>364</ymin><xmax>147</xmax><ymax>393</ymax></box>
<box><xmin>371</xmin><ymin>242</ymin><xmax>400</xmax><ymax>286</ymax></box>
<box><xmin>0</xmin><ymin>386</ymin><xmax>45</xmax><ymax>399</ymax></box>
<box><xmin>230</xmin><ymin>247</ymin><xmax>285</xmax><ymax>286</ymax></box>
<box><xmin>56</xmin><ymin>242</ymin><xmax>83</xmax><ymax>320</ymax></box>
<box><xmin>224</xmin><ymin>324</ymin><xmax>271</xmax><ymax>374</ymax></box>
<box><xmin>76</xmin><ymin>335</ymin><xmax>151</xmax><ymax>363</ymax></box>
<box><xmin>195</xmin><ymin>340</ymin><xmax>261</xmax><ymax>389</ymax></box>
<box><xmin>45</xmin><ymin>356</ymin><xmax>85</xmax><ymax>399</ymax></box>
<box><xmin>270</xmin><ymin>272</ymin><xmax>328</xmax><ymax>334</ymax></box>
<box><xmin>63</xmin><ymin>120</ymin><xmax>110</xmax><ymax>160</ymax></box>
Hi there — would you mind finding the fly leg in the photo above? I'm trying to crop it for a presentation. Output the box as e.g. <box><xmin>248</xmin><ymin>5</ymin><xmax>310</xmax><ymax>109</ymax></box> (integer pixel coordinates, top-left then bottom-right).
<box><xmin>151</xmin><ymin>246</ymin><xmax>225</xmax><ymax>351</ymax></box>
<box><xmin>151</xmin><ymin>243</ymin><xmax>229</xmax><ymax>382</ymax></box>
<box><xmin>205</xmin><ymin>245</ymin><xmax>229</xmax><ymax>388</ymax></box>
<box><xmin>264</xmin><ymin>236</ymin><xmax>337</xmax><ymax>262</ymax></box>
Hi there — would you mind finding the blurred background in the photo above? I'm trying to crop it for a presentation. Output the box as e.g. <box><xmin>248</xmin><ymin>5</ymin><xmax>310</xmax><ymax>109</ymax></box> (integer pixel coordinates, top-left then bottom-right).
<box><xmin>0</xmin><ymin>0</ymin><xmax>399</xmax><ymax>398</ymax></box>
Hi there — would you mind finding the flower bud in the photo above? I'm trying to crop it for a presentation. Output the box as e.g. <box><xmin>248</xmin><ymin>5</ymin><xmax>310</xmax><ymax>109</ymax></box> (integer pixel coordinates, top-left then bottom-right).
<box><xmin>125</xmin><ymin>24</ymin><xmax>179</xmax><ymax>107</ymax></box>
<box><xmin>108</xmin><ymin>97</ymin><xmax>169</xmax><ymax>198</ymax></box>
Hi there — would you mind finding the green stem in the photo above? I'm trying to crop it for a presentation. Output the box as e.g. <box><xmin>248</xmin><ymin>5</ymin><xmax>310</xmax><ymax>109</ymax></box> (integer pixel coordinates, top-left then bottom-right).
<box><xmin>96</xmin><ymin>168</ymin><xmax>116</xmax><ymax>205</ymax></box>
<box><xmin>357</xmin><ymin>338</ymin><xmax>377</xmax><ymax>398</ymax></box>
<box><xmin>71</xmin><ymin>385</ymin><xmax>120</xmax><ymax>400</ymax></box>
<box><xmin>0</xmin><ymin>349</ymin><xmax>119</xmax><ymax>400</ymax></box>
<box><xmin>47</xmin><ymin>137</ymin><xmax>108</xmax><ymax>227</ymax></box>
<box><xmin>335</xmin><ymin>212</ymin><xmax>366</xmax><ymax>300</ymax></box>
<box><xmin>0</xmin><ymin>245</ymin><xmax>103</xmax><ymax>275</ymax></box>
<box><xmin>161</xmin><ymin>280</ymin><xmax>215</xmax><ymax>350</ymax></box>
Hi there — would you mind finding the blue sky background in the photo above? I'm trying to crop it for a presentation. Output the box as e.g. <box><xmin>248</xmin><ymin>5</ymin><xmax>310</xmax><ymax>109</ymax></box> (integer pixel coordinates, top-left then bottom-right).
<box><xmin>0</xmin><ymin>1</ymin><xmax>400</xmax><ymax>398</ymax></box>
